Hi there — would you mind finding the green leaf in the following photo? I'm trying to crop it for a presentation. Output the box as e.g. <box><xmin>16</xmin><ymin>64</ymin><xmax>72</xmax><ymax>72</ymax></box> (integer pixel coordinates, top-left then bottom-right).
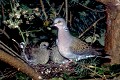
<box><xmin>85</xmin><ymin>36</ymin><xmax>92</xmax><ymax>42</ymax></box>
<box><xmin>97</xmin><ymin>32</ymin><xmax>105</xmax><ymax>46</ymax></box>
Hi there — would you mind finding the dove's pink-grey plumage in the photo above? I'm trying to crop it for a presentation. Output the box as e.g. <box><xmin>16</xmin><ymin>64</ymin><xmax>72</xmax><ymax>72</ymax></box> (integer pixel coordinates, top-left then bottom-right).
<box><xmin>53</xmin><ymin>18</ymin><xmax>101</xmax><ymax>62</ymax></box>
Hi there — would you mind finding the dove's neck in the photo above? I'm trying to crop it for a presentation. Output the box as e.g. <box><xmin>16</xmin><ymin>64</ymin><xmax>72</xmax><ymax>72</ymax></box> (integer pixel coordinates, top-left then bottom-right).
<box><xmin>57</xmin><ymin>25</ymin><xmax>78</xmax><ymax>59</ymax></box>
<box><xmin>57</xmin><ymin>25</ymin><xmax>72</xmax><ymax>47</ymax></box>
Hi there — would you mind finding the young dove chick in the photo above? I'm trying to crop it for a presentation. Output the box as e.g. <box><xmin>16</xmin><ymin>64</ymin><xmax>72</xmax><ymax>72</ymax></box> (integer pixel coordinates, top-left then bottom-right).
<box><xmin>50</xmin><ymin>45</ymin><xmax>69</xmax><ymax>64</ymax></box>
<box><xmin>53</xmin><ymin>18</ymin><xmax>101</xmax><ymax>63</ymax></box>
<box><xmin>31</xmin><ymin>42</ymin><xmax>50</xmax><ymax>65</ymax></box>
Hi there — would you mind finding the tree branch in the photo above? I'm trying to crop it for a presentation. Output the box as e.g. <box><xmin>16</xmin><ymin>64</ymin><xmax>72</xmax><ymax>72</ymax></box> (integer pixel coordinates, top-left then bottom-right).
<box><xmin>40</xmin><ymin>0</ymin><xmax>48</xmax><ymax>20</ymax></box>
<box><xmin>0</xmin><ymin>48</ymin><xmax>42</xmax><ymax>80</ymax></box>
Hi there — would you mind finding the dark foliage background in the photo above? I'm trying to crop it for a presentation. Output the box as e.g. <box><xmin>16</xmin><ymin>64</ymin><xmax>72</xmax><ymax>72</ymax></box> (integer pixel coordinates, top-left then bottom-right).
<box><xmin>0</xmin><ymin>0</ymin><xmax>111</xmax><ymax>79</ymax></box>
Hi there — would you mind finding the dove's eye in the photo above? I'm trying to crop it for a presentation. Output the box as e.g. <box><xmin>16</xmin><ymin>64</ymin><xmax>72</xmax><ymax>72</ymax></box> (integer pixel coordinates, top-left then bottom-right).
<box><xmin>57</xmin><ymin>20</ymin><xmax>61</xmax><ymax>23</ymax></box>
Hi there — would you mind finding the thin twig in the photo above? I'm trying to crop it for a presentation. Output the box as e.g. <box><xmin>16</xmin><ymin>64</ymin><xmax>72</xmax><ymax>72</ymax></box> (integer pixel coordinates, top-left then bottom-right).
<box><xmin>1</xmin><ymin>4</ymin><xmax>5</xmax><ymax>20</ymax></box>
<box><xmin>40</xmin><ymin>0</ymin><xmax>48</xmax><ymax>20</ymax></box>
<box><xmin>2</xmin><ymin>70</ymin><xmax>17</xmax><ymax>79</ymax></box>
<box><xmin>17</xmin><ymin>27</ymin><xmax>26</xmax><ymax>44</ymax></box>
<box><xmin>65</xmin><ymin>0</ymin><xmax>68</xmax><ymax>23</ymax></box>
<box><xmin>91</xmin><ymin>23</ymin><xmax>97</xmax><ymax>44</ymax></box>
<box><xmin>22</xmin><ymin>29</ymin><xmax>42</xmax><ymax>34</ymax></box>
<box><xmin>78</xmin><ymin>16</ymin><xmax>105</xmax><ymax>38</ymax></box>
<box><xmin>83</xmin><ymin>65</ymin><xmax>106</xmax><ymax>79</ymax></box>
<box><xmin>0</xmin><ymin>28</ymin><xmax>10</xmax><ymax>39</ymax></box>
<box><xmin>0</xmin><ymin>41</ymin><xmax>28</xmax><ymax>63</ymax></box>
<box><xmin>57</xmin><ymin>2</ymin><xmax>64</xmax><ymax>16</ymax></box>
<box><xmin>78</xmin><ymin>3</ymin><xmax>106</xmax><ymax>12</ymax></box>
<box><xmin>46</xmin><ymin>0</ymin><xmax>57</xmax><ymax>17</ymax></box>
<box><xmin>0</xmin><ymin>27</ymin><xmax>20</xmax><ymax>50</ymax></box>
<box><xmin>0</xmin><ymin>70</ymin><xmax>17</xmax><ymax>79</ymax></box>
<box><xmin>69</xmin><ymin>11</ymin><xmax>72</xmax><ymax>27</ymax></box>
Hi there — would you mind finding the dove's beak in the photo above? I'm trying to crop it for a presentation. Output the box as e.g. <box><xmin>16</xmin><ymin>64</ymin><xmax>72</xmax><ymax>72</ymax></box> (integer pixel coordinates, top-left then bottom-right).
<box><xmin>50</xmin><ymin>23</ymin><xmax>55</xmax><ymax>27</ymax></box>
<box><xmin>50</xmin><ymin>23</ymin><xmax>57</xmax><ymax>28</ymax></box>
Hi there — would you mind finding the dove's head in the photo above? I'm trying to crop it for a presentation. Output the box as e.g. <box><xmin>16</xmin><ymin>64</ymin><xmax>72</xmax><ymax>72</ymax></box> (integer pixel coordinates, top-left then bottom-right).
<box><xmin>53</xmin><ymin>18</ymin><xmax>68</xmax><ymax>30</ymax></box>
<box><xmin>40</xmin><ymin>42</ymin><xmax>49</xmax><ymax>49</ymax></box>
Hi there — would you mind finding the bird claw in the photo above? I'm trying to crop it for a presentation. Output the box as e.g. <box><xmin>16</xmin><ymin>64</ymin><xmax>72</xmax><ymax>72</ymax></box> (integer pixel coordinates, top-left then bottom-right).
<box><xmin>60</xmin><ymin>59</ymin><xmax>75</xmax><ymax>68</ymax></box>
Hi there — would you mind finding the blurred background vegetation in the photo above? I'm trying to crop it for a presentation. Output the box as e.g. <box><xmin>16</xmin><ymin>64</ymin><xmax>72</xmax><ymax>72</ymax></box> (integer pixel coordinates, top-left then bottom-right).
<box><xmin>1</xmin><ymin>0</ymin><xmax>120</xmax><ymax>80</ymax></box>
<box><xmin>0</xmin><ymin>0</ymin><xmax>106</xmax><ymax>47</ymax></box>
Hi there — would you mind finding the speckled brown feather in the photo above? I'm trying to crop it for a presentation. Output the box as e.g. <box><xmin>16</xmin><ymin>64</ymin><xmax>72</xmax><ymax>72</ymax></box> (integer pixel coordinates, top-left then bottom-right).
<box><xmin>70</xmin><ymin>37</ymin><xmax>100</xmax><ymax>55</ymax></box>
<box><xmin>70</xmin><ymin>37</ymin><xmax>90</xmax><ymax>52</ymax></box>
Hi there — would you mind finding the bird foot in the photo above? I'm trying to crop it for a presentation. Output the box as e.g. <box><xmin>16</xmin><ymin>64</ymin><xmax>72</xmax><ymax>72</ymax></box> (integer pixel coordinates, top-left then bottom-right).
<box><xmin>60</xmin><ymin>59</ymin><xmax>74</xmax><ymax>68</ymax></box>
